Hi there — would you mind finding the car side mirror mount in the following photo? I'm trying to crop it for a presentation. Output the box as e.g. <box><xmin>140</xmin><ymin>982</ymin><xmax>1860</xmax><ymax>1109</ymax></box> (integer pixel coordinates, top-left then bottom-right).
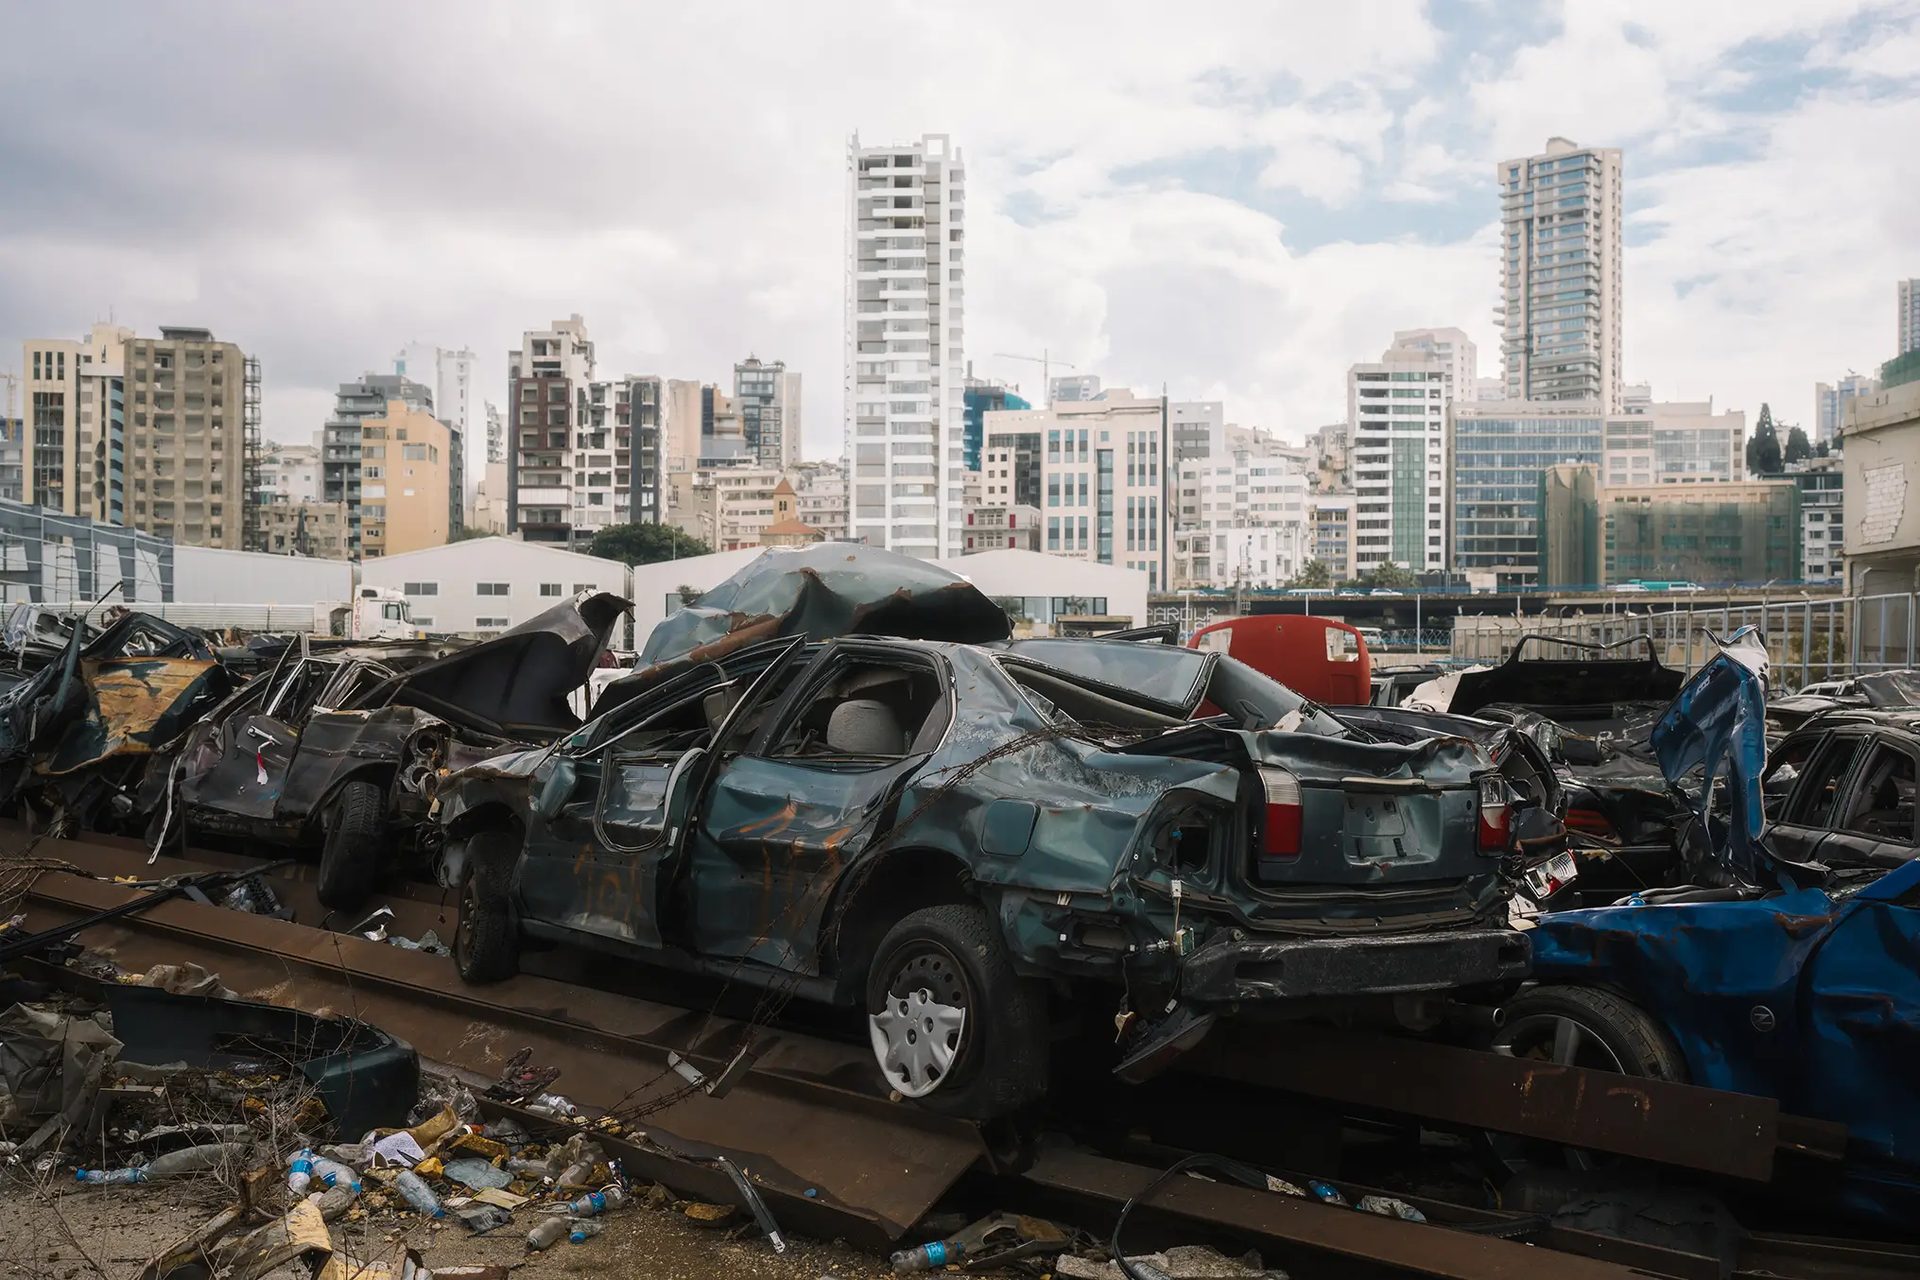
<box><xmin>532</xmin><ymin>757</ymin><xmax>578</xmax><ymax>821</ymax></box>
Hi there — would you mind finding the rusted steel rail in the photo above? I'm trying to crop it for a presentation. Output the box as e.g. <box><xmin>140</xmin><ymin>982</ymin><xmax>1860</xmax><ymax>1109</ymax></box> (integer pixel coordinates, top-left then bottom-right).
<box><xmin>3</xmin><ymin>828</ymin><xmax>1901</xmax><ymax>1280</ymax></box>
<box><xmin>1186</xmin><ymin>1023</ymin><xmax>1848</xmax><ymax>1181</ymax></box>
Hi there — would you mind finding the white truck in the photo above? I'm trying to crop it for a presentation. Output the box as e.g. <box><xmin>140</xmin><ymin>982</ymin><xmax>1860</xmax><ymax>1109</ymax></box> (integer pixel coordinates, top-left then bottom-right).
<box><xmin>30</xmin><ymin>586</ymin><xmax>422</xmax><ymax>641</ymax></box>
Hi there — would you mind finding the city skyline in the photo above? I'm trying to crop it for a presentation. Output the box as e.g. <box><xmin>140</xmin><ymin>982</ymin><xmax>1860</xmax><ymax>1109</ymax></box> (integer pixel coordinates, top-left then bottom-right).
<box><xmin>3</xmin><ymin>4</ymin><xmax>1918</xmax><ymax>467</ymax></box>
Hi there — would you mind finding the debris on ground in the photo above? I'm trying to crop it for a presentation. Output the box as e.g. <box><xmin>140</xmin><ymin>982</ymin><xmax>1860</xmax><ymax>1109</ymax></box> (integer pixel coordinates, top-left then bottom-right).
<box><xmin>1054</xmin><ymin>1245</ymin><xmax>1286</xmax><ymax>1279</ymax></box>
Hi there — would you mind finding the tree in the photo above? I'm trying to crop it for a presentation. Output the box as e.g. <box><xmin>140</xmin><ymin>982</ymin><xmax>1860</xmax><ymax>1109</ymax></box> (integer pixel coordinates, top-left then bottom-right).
<box><xmin>1745</xmin><ymin>403</ymin><xmax>1783</xmax><ymax>476</ymax></box>
<box><xmin>1784</xmin><ymin>425</ymin><xmax>1811</xmax><ymax>465</ymax></box>
<box><xmin>1286</xmin><ymin>558</ymin><xmax>1332</xmax><ymax>589</ymax></box>
<box><xmin>1814</xmin><ymin>438</ymin><xmax>1832</xmax><ymax>459</ymax></box>
<box><xmin>1360</xmin><ymin>561</ymin><xmax>1417</xmax><ymax>590</ymax></box>
<box><xmin>676</xmin><ymin>583</ymin><xmax>702</xmax><ymax>606</ymax></box>
<box><xmin>590</xmin><ymin>523</ymin><xmax>712</xmax><ymax>565</ymax></box>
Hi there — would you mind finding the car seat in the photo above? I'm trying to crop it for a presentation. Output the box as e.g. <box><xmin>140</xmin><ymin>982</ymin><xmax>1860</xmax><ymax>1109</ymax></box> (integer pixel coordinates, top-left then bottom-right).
<box><xmin>826</xmin><ymin>698</ymin><xmax>909</xmax><ymax>755</ymax></box>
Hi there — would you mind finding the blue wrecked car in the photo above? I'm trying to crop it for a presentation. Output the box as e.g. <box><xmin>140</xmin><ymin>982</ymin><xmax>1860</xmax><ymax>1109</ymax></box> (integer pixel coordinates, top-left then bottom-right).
<box><xmin>1496</xmin><ymin>629</ymin><xmax>1920</xmax><ymax>1227</ymax></box>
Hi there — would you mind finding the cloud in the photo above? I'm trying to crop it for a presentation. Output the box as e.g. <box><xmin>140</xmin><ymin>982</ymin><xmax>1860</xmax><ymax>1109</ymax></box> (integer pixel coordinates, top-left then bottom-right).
<box><xmin>0</xmin><ymin>0</ymin><xmax>1914</xmax><ymax>481</ymax></box>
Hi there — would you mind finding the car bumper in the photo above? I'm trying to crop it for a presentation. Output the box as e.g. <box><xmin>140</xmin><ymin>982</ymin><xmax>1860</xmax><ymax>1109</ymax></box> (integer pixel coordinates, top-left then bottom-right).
<box><xmin>1179</xmin><ymin>927</ymin><xmax>1531</xmax><ymax>1003</ymax></box>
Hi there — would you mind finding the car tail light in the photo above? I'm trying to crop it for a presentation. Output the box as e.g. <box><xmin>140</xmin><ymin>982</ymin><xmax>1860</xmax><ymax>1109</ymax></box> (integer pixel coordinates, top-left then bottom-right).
<box><xmin>1477</xmin><ymin>776</ymin><xmax>1511</xmax><ymax>852</ymax></box>
<box><xmin>1260</xmin><ymin>766</ymin><xmax>1303</xmax><ymax>859</ymax></box>
<box><xmin>1564</xmin><ymin>807</ymin><xmax>1617</xmax><ymax>839</ymax></box>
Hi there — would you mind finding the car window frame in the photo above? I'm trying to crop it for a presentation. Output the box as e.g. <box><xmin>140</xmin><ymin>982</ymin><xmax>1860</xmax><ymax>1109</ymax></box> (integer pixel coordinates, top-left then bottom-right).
<box><xmin>1834</xmin><ymin>737</ymin><xmax>1920</xmax><ymax>847</ymax></box>
<box><xmin>1783</xmin><ymin>730</ymin><xmax>1867</xmax><ymax>829</ymax></box>
<box><xmin>750</xmin><ymin>641</ymin><xmax>953</xmax><ymax>765</ymax></box>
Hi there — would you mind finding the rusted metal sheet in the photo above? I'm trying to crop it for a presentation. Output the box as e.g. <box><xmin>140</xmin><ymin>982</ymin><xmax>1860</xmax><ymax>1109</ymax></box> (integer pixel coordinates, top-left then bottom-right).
<box><xmin>1018</xmin><ymin>1147</ymin><xmax>1658</xmax><ymax>1280</ymax></box>
<box><xmin>13</xmin><ymin>852</ymin><xmax>982</xmax><ymax>1245</ymax></box>
<box><xmin>1187</xmin><ymin>1024</ymin><xmax>1846</xmax><ymax>1181</ymax></box>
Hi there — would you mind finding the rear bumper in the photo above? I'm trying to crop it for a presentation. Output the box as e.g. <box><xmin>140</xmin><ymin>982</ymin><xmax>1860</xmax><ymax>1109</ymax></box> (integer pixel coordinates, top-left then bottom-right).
<box><xmin>1179</xmin><ymin>927</ymin><xmax>1531</xmax><ymax>1004</ymax></box>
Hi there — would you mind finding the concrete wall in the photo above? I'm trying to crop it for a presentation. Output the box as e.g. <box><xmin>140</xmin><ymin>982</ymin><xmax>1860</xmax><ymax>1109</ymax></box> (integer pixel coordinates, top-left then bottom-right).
<box><xmin>173</xmin><ymin>545</ymin><xmax>353</xmax><ymax>605</ymax></box>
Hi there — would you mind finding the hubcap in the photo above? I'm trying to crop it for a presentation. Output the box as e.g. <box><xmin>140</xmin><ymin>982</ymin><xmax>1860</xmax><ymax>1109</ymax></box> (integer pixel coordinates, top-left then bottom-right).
<box><xmin>869</xmin><ymin>947</ymin><xmax>969</xmax><ymax>1098</ymax></box>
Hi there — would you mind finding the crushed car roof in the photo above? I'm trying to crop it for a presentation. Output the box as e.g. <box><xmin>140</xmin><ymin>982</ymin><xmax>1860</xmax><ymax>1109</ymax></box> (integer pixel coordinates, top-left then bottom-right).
<box><xmin>636</xmin><ymin>545</ymin><xmax>1011</xmax><ymax>671</ymax></box>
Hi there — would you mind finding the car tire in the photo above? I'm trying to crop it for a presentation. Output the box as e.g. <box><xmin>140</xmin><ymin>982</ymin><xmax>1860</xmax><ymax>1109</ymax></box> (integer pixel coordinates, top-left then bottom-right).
<box><xmin>864</xmin><ymin>903</ymin><xmax>1047</xmax><ymax>1121</ymax></box>
<box><xmin>1492</xmin><ymin>984</ymin><xmax>1687</xmax><ymax>1080</ymax></box>
<box><xmin>453</xmin><ymin>832</ymin><xmax>519</xmax><ymax>984</ymax></box>
<box><xmin>316</xmin><ymin>780</ymin><xmax>385</xmax><ymax>911</ymax></box>
<box><xmin>1485</xmin><ymin>984</ymin><xmax>1686</xmax><ymax>1175</ymax></box>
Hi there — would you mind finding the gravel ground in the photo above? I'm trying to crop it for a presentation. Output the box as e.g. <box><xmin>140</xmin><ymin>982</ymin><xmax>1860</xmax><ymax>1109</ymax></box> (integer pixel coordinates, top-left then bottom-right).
<box><xmin>0</xmin><ymin>1172</ymin><xmax>943</xmax><ymax>1280</ymax></box>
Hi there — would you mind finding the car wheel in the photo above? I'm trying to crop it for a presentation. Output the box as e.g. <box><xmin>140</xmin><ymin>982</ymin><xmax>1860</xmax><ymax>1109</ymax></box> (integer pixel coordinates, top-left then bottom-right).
<box><xmin>453</xmin><ymin>832</ymin><xmax>519</xmax><ymax>984</ymax></box>
<box><xmin>1487</xmin><ymin>984</ymin><xmax>1687</xmax><ymax>1171</ymax></box>
<box><xmin>316</xmin><ymin>780</ymin><xmax>385</xmax><ymax>910</ymax></box>
<box><xmin>864</xmin><ymin>904</ymin><xmax>1046</xmax><ymax>1121</ymax></box>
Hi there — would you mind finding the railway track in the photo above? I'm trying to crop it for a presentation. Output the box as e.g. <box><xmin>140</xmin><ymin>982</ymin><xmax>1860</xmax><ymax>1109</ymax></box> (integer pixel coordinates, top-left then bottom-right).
<box><xmin>5</xmin><ymin>825</ymin><xmax>1915</xmax><ymax>1280</ymax></box>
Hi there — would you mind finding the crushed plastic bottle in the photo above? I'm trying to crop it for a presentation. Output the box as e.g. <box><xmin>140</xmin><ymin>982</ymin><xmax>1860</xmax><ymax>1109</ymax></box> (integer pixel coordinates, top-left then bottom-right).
<box><xmin>1307</xmin><ymin>1180</ymin><xmax>1350</xmax><ymax>1207</ymax></box>
<box><xmin>310</xmin><ymin>1156</ymin><xmax>362</xmax><ymax>1193</ymax></box>
<box><xmin>393</xmin><ymin>1170</ymin><xmax>446</xmax><ymax>1218</ymax></box>
<box><xmin>890</xmin><ymin>1239</ymin><xmax>963</xmax><ymax>1273</ymax></box>
<box><xmin>287</xmin><ymin>1150</ymin><xmax>315</xmax><ymax>1194</ymax></box>
<box><xmin>567</xmin><ymin>1219</ymin><xmax>603</xmax><ymax>1245</ymax></box>
<box><xmin>561</xmin><ymin>1186</ymin><xmax>627</xmax><ymax>1218</ymax></box>
<box><xmin>145</xmin><ymin>1144</ymin><xmax>243</xmax><ymax>1178</ymax></box>
<box><xmin>75</xmin><ymin>1167</ymin><xmax>148</xmax><ymax>1186</ymax></box>
<box><xmin>526</xmin><ymin>1216</ymin><xmax>573</xmax><ymax>1251</ymax></box>
<box><xmin>525</xmin><ymin>1093</ymin><xmax>578</xmax><ymax>1120</ymax></box>
<box><xmin>1358</xmin><ymin>1194</ymin><xmax>1428</xmax><ymax>1223</ymax></box>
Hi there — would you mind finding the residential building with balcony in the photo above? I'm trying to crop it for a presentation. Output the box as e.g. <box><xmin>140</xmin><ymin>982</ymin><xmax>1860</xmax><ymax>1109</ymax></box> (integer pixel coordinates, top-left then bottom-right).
<box><xmin>1307</xmin><ymin>491</ymin><xmax>1356</xmax><ymax>579</ymax></box>
<box><xmin>324</xmin><ymin>373</ymin><xmax>432</xmax><ymax>555</ymax></box>
<box><xmin>1901</xmin><ymin>278</ymin><xmax>1920</xmax><ymax>356</ymax></box>
<box><xmin>358</xmin><ymin>398</ymin><xmax>452</xmax><ymax>558</ymax></box>
<box><xmin>981</xmin><ymin>389</ymin><xmax>1168</xmax><ymax>589</ymax></box>
<box><xmin>1816</xmin><ymin>373</ymin><xmax>1878</xmax><ymax>445</ymax></box>
<box><xmin>734</xmin><ymin>357</ymin><xmax>801</xmax><ymax>470</ymax></box>
<box><xmin>1498</xmin><ymin>138</ymin><xmax>1624</xmax><ymax>410</ymax></box>
<box><xmin>1347</xmin><ymin>343</ymin><xmax>1449</xmax><ymax>574</ymax></box>
<box><xmin>1170</xmin><ymin>449</ymin><xmax>1309</xmax><ymax>590</ymax></box>
<box><xmin>845</xmin><ymin>132</ymin><xmax>967</xmax><ymax>559</ymax></box>
<box><xmin>1789</xmin><ymin>455</ymin><xmax>1844</xmax><ymax>582</ymax></box>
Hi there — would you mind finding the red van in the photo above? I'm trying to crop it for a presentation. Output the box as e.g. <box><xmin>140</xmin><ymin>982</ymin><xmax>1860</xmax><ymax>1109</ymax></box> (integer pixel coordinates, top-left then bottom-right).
<box><xmin>1188</xmin><ymin>615</ymin><xmax>1372</xmax><ymax>705</ymax></box>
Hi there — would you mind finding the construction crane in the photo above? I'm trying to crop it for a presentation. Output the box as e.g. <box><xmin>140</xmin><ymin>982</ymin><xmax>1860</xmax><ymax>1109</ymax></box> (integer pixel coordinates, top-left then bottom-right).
<box><xmin>992</xmin><ymin>350</ymin><xmax>1075</xmax><ymax>408</ymax></box>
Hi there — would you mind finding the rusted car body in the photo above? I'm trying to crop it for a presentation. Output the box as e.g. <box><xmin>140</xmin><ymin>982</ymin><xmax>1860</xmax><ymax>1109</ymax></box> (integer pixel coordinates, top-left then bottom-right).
<box><xmin>435</xmin><ymin>548</ymin><xmax>1530</xmax><ymax>1119</ymax></box>
<box><xmin>0</xmin><ymin>610</ymin><xmax>233</xmax><ymax>833</ymax></box>
<box><xmin>171</xmin><ymin>591</ymin><xmax>628</xmax><ymax>907</ymax></box>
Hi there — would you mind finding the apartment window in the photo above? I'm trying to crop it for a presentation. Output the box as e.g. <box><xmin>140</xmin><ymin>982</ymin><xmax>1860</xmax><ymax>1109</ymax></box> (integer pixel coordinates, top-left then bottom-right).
<box><xmin>539</xmin><ymin>583</ymin><xmax>562</xmax><ymax>596</ymax></box>
<box><xmin>475</xmin><ymin>617</ymin><xmax>510</xmax><ymax>630</ymax></box>
<box><xmin>477</xmin><ymin>582</ymin><xmax>510</xmax><ymax>596</ymax></box>
<box><xmin>403</xmin><ymin>582</ymin><xmax>438</xmax><ymax>596</ymax></box>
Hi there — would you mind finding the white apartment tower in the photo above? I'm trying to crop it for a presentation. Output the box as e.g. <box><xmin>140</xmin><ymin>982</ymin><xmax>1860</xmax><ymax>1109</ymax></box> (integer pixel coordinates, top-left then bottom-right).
<box><xmin>1347</xmin><ymin>342</ymin><xmax>1449</xmax><ymax>574</ymax></box>
<box><xmin>1498</xmin><ymin>138</ymin><xmax>1624</xmax><ymax>411</ymax></box>
<box><xmin>394</xmin><ymin>343</ymin><xmax>475</xmax><ymax>448</ymax></box>
<box><xmin>1391</xmin><ymin>328</ymin><xmax>1478</xmax><ymax>404</ymax></box>
<box><xmin>1900</xmin><ymin>279</ymin><xmax>1920</xmax><ymax>356</ymax></box>
<box><xmin>845</xmin><ymin>133</ymin><xmax>966</xmax><ymax>559</ymax></box>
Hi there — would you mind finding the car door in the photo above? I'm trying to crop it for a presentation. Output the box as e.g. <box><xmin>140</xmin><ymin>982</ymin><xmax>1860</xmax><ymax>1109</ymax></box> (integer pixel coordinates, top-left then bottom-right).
<box><xmin>519</xmin><ymin>640</ymin><xmax>807</xmax><ymax>948</ymax></box>
<box><xmin>1768</xmin><ymin>729</ymin><xmax>1866</xmax><ymax>865</ymax></box>
<box><xmin>687</xmin><ymin>642</ymin><xmax>953</xmax><ymax>973</ymax></box>
<box><xmin>1816</xmin><ymin>738</ymin><xmax>1919</xmax><ymax>870</ymax></box>
<box><xmin>182</xmin><ymin>650</ymin><xmax>333</xmax><ymax>824</ymax></box>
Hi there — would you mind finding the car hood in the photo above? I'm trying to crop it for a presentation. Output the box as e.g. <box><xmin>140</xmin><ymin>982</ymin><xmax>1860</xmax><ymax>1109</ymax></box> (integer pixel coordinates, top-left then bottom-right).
<box><xmin>354</xmin><ymin>590</ymin><xmax>631</xmax><ymax>738</ymax></box>
<box><xmin>1448</xmin><ymin>635</ymin><xmax>1683</xmax><ymax>719</ymax></box>
<box><xmin>1648</xmin><ymin>627</ymin><xmax>1772</xmax><ymax>882</ymax></box>
<box><xmin>637</xmin><ymin>544</ymin><xmax>1010</xmax><ymax>669</ymax></box>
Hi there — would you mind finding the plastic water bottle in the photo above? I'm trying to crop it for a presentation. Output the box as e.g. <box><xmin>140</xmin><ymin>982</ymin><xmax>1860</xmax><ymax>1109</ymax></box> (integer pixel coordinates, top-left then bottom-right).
<box><xmin>75</xmin><ymin>1167</ymin><xmax>147</xmax><ymax>1186</ymax></box>
<box><xmin>287</xmin><ymin>1150</ymin><xmax>314</xmax><ymax>1194</ymax></box>
<box><xmin>1307</xmin><ymin>1179</ymin><xmax>1349</xmax><ymax>1207</ymax></box>
<box><xmin>890</xmin><ymin>1239</ymin><xmax>962</xmax><ymax>1273</ymax></box>
<box><xmin>146</xmin><ymin>1144</ymin><xmax>241</xmax><ymax>1178</ymax></box>
<box><xmin>393</xmin><ymin>1170</ymin><xmax>445</xmax><ymax>1218</ymax></box>
<box><xmin>555</xmin><ymin>1157</ymin><xmax>597</xmax><ymax>1188</ymax></box>
<box><xmin>561</xmin><ymin>1186</ymin><xmax>626</xmax><ymax>1217</ymax></box>
<box><xmin>527</xmin><ymin>1217</ymin><xmax>571</xmax><ymax>1251</ymax></box>
<box><xmin>567</xmin><ymin>1219</ymin><xmax>603</xmax><ymax>1245</ymax></box>
<box><xmin>310</xmin><ymin>1157</ymin><xmax>362</xmax><ymax>1193</ymax></box>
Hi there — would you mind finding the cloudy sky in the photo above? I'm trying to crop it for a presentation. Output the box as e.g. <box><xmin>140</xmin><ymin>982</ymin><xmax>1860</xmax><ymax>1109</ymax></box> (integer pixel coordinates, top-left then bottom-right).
<box><xmin>4</xmin><ymin>1</ymin><xmax>1917</xmax><ymax>470</ymax></box>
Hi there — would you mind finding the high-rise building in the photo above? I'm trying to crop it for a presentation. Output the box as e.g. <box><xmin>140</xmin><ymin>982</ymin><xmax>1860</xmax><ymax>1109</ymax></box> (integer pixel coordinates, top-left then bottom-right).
<box><xmin>1307</xmin><ymin>492</ymin><xmax>1356</xmax><ymax>579</ymax></box>
<box><xmin>846</xmin><ymin>132</ymin><xmax>966</xmax><ymax>559</ymax></box>
<box><xmin>1392</xmin><ymin>328</ymin><xmax>1477</xmax><ymax>404</ymax></box>
<box><xmin>260</xmin><ymin>439</ymin><xmax>322</xmax><ymax>504</ymax></box>
<box><xmin>359</xmin><ymin>397</ymin><xmax>454</xmax><ymax>558</ymax></box>
<box><xmin>394</xmin><ymin>343</ymin><xmax>474</xmax><ymax>454</ymax></box>
<box><xmin>1170</xmin><ymin>450</ymin><xmax>1309</xmax><ymax>589</ymax></box>
<box><xmin>324</xmin><ymin>373</ymin><xmax>432</xmax><ymax>555</ymax></box>
<box><xmin>0</xmin><ymin>414</ymin><xmax>21</xmax><ymax>503</ymax></box>
<box><xmin>1603</xmin><ymin>399</ymin><xmax>1745</xmax><ymax>486</ymax></box>
<box><xmin>1900</xmin><ymin>279</ymin><xmax>1920</xmax><ymax>356</ymax></box>
<box><xmin>483</xmin><ymin>400</ymin><xmax>503</xmax><ymax>464</ymax></box>
<box><xmin>961</xmin><ymin>376</ymin><xmax>1029</xmax><ymax>473</ymax></box>
<box><xmin>733</xmin><ymin>357</ymin><xmax>802</xmax><ymax>470</ymax></box>
<box><xmin>1497</xmin><ymin>138</ymin><xmax>1624</xmax><ymax>410</ymax></box>
<box><xmin>1049</xmin><ymin>374</ymin><xmax>1102</xmax><ymax>404</ymax></box>
<box><xmin>1789</xmin><ymin>455</ymin><xmax>1844</xmax><ymax>582</ymax></box>
<box><xmin>1347</xmin><ymin>342</ymin><xmax>1449</xmax><ymax>574</ymax></box>
<box><xmin>505</xmin><ymin>316</ymin><xmax>595</xmax><ymax>542</ymax></box>
<box><xmin>982</xmin><ymin>390</ymin><xmax>1168</xmax><ymax>588</ymax></box>
<box><xmin>25</xmin><ymin>324</ymin><xmax>258</xmax><ymax>550</ymax></box>
<box><xmin>1816</xmin><ymin>373</ymin><xmax>1879</xmax><ymax>444</ymax></box>
<box><xmin>1450</xmin><ymin>399</ymin><xmax>1607</xmax><ymax>587</ymax></box>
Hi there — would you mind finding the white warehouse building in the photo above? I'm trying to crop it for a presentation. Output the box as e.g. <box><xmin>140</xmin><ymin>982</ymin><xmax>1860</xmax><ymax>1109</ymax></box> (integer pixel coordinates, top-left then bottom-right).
<box><xmin>359</xmin><ymin>536</ymin><xmax>630</xmax><ymax>641</ymax></box>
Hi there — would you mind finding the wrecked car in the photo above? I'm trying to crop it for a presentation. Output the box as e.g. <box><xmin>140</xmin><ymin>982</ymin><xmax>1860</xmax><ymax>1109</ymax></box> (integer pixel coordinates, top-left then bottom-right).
<box><xmin>0</xmin><ymin>610</ymin><xmax>234</xmax><ymax>834</ymax></box>
<box><xmin>1765</xmin><ymin>668</ymin><xmax>1920</xmax><ymax>733</ymax></box>
<box><xmin>170</xmin><ymin>591</ymin><xmax>628</xmax><ymax>910</ymax></box>
<box><xmin>1495</xmin><ymin>632</ymin><xmax>1920</xmax><ymax>1227</ymax></box>
<box><xmin>1448</xmin><ymin>635</ymin><xmax>1702</xmax><ymax>905</ymax></box>
<box><xmin>435</xmin><ymin>547</ymin><xmax>1530</xmax><ymax>1121</ymax></box>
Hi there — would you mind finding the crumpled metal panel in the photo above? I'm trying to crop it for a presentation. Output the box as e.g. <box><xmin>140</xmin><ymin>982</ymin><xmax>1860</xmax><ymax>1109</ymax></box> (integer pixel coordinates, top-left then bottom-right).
<box><xmin>36</xmin><ymin>656</ymin><xmax>230</xmax><ymax>775</ymax></box>
<box><xmin>636</xmin><ymin>545</ymin><xmax>1010</xmax><ymax>671</ymax></box>
<box><xmin>1647</xmin><ymin>626</ymin><xmax>1771</xmax><ymax>882</ymax></box>
<box><xmin>1530</xmin><ymin>859</ymin><xmax>1920</xmax><ymax>1226</ymax></box>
